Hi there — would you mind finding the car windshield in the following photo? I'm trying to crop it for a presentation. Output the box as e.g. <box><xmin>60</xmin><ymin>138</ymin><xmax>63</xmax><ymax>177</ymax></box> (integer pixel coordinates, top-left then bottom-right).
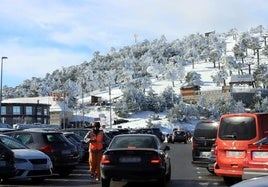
<box><xmin>0</xmin><ymin>136</ymin><xmax>28</xmax><ymax>149</ymax></box>
<box><xmin>194</xmin><ymin>122</ymin><xmax>218</xmax><ymax>139</ymax></box>
<box><xmin>109</xmin><ymin>136</ymin><xmax>158</xmax><ymax>149</ymax></box>
<box><xmin>219</xmin><ymin>116</ymin><xmax>256</xmax><ymax>140</ymax></box>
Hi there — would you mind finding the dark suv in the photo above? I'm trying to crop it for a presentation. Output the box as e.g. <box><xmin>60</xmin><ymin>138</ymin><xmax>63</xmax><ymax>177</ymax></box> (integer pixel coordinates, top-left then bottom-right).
<box><xmin>192</xmin><ymin>120</ymin><xmax>218</xmax><ymax>174</ymax></box>
<box><xmin>5</xmin><ymin>129</ymin><xmax>80</xmax><ymax>176</ymax></box>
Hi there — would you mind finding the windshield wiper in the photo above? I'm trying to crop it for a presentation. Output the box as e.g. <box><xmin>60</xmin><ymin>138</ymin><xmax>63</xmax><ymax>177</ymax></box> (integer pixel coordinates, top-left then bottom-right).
<box><xmin>222</xmin><ymin>134</ymin><xmax>237</xmax><ymax>139</ymax></box>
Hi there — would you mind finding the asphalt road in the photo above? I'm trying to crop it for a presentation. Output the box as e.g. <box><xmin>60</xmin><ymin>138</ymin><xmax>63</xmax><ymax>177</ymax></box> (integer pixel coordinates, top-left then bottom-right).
<box><xmin>1</xmin><ymin>143</ymin><xmax>230</xmax><ymax>187</ymax></box>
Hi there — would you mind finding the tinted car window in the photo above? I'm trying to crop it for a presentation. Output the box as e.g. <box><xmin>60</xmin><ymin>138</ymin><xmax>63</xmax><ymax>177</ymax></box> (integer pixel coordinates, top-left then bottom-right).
<box><xmin>45</xmin><ymin>133</ymin><xmax>68</xmax><ymax>143</ymax></box>
<box><xmin>0</xmin><ymin>135</ymin><xmax>28</xmax><ymax>149</ymax></box>
<box><xmin>219</xmin><ymin>116</ymin><xmax>256</xmax><ymax>140</ymax></box>
<box><xmin>110</xmin><ymin>136</ymin><xmax>158</xmax><ymax>149</ymax></box>
<box><xmin>194</xmin><ymin>122</ymin><xmax>218</xmax><ymax>139</ymax></box>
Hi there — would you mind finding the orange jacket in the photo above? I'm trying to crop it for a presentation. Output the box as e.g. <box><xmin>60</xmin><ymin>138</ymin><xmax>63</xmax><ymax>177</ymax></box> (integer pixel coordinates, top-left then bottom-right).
<box><xmin>88</xmin><ymin>131</ymin><xmax>104</xmax><ymax>151</ymax></box>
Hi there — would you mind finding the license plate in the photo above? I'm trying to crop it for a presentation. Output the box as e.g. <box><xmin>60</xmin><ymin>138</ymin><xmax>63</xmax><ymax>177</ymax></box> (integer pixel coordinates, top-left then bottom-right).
<box><xmin>119</xmin><ymin>156</ymin><xmax>141</xmax><ymax>163</ymax></box>
<box><xmin>200</xmin><ymin>151</ymin><xmax>211</xmax><ymax>158</ymax></box>
<box><xmin>226</xmin><ymin>151</ymin><xmax>243</xmax><ymax>158</ymax></box>
<box><xmin>0</xmin><ymin>161</ymin><xmax>7</xmax><ymax>166</ymax></box>
<box><xmin>253</xmin><ymin>151</ymin><xmax>268</xmax><ymax>159</ymax></box>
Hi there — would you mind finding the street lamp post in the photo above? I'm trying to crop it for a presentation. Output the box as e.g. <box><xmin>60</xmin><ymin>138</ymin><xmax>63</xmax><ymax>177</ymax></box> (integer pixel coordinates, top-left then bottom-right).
<box><xmin>0</xmin><ymin>57</ymin><xmax>8</xmax><ymax>122</ymax></box>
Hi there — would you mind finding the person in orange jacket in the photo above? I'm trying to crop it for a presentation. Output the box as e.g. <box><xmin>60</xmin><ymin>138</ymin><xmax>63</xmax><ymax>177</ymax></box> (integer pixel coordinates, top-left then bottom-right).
<box><xmin>84</xmin><ymin>121</ymin><xmax>110</xmax><ymax>181</ymax></box>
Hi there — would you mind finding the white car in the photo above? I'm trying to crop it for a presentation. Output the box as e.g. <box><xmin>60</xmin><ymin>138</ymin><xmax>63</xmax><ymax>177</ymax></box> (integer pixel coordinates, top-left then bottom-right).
<box><xmin>0</xmin><ymin>134</ymin><xmax>53</xmax><ymax>182</ymax></box>
<box><xmin>231</xmin><ymin>176</ymin><xmax>268</xmax><ymax>187</ymax></box>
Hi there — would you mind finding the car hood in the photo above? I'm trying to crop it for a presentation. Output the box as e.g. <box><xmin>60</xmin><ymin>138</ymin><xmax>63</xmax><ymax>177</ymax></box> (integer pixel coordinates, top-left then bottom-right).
<box><xmin>13</xmin><ymin>149</ymin><xmax>50</xmax><ymax>159</ymax></box>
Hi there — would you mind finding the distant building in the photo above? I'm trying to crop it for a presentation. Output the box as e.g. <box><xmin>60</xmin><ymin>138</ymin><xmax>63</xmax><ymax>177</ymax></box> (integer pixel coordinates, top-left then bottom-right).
<box><xmin>2</xmin><ymin>96</ymin><xmax>73</xmax><ymax>128</ymax></box>
<box><xmin>2</xmin><ymin>95</ymin><xmax>95</xmax><ymax>128</ymax></box>
<box><xmin>1</xmin><ymin>97</ymin><xmax>51</xmax><ymax>126</ymax></box>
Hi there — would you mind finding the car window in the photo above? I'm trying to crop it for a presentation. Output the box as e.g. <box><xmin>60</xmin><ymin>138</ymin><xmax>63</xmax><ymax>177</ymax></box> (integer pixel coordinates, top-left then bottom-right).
<box><xmin>110</xmin><ymin>136</ymin><xmax>157</xmax><ymax>149</ymax></box>
<box><xmin>194</xmin><ymin>122</ymin><xmax>218</xmax><ymax>139</ymax></box>
<box><xmin>0</xmin><ymin>136</ymin><xmax>28</xmax><ymax>149</ymax></box>
<box><xmin>45</xmin><ymin>133</ymin><xmax>68</xmax><ymax>143</ymax></box>
<box><xmin>13</xmin><ymin>133</ymin><xmax>33</xmax><ymax>145</ymax></box>
<box><xmin>219</xmin><ymin>116</ymin><xmax>256</xmax><ymax>140</ymax></box>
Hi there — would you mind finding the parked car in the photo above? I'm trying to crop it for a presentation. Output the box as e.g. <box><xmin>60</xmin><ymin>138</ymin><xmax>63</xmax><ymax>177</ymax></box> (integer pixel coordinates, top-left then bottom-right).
<box><xmin>192</xmin><ymin>120</ymin><xmax>218</xmax><ymax>174</ymax></box>
<box><xmin>100</xmin><ymin>134</ymin><xmax>171</xmax><ymax>187</ymax></box>
<box><xmin>61</xmin><ymin>128</ymin><xmax>91</xmax><ymax>161</ymax></box>
<box><xmin>5</xmin><ymin>129</ymin><xmax>80</xmax><ymax>177</ymax></box>
<box><xmin>231</xmin><ymin>175</ymin><xmax>268</xmax><ymax>187</ymax></box>
<box><xmin>62</xmin><ymin>132</ymin><xmax>87</xmax><ymax>162</ymax></box>
<box><xmin>214</xmin><ymin>113</ymin><xmax>268</xmax><ymax>184</ymax></box>
<box><xmin>171</xmin><ymin>130</ymin><xmax>188</xmax><ymax>144</ymax></box>
<box><xmin>0</xmin><ymin>141</ymin><xmax>16</xmax><ymax>181</ymax></box>
<box><xmin>242</xmin><ymin>137</ymin><xmax>268</xmax><ymax>180</ymax></box>
<box><xmin>0</xmin><ymin>134</ymin><xmax>53</xmax><ymax>181</ymax></box>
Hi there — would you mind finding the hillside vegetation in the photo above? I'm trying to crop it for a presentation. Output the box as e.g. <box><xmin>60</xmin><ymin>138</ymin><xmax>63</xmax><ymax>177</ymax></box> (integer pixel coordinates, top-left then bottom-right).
<box><xmin>3</xmin><ymin>25</ymin><xmax>268</xmax><ymax>121</ymax></box>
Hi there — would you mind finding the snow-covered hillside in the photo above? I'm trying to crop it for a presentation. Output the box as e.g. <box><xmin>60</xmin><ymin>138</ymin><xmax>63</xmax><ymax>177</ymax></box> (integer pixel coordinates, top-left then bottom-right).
<box><xmin>82</xmin><ymin>61</ymin><xmax>221</xmax><ymax>133</ymax></box>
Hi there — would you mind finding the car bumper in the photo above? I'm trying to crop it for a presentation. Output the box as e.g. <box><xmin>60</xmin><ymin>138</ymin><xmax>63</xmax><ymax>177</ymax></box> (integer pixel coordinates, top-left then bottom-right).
<box><xmin>214</xmin><ymin>163</ymin><xmax>242</xmax><ymax>177</ymax></box>
<box><xmin>100</xmin><ymin>164</ymin><xmax>165</xmax><ymax>181</ymax></box>
<box><xmin>192</xmin><ymin>158</ymin><xmax>212</xmax><ymax>168</ymax></box>
<box><xmin>242</xmin><ymin>168</ymin><xmax>268</xmax><ymax>180</ymax></box>
<box><xmin>52</xmin><ymin>156</ymin><xmax>79</xmax><ymax>168</ymax></box>
<box><xmin>11</xmin><ymin>162</ymin><xmax>53</xmax><ymax>179</ymax></box>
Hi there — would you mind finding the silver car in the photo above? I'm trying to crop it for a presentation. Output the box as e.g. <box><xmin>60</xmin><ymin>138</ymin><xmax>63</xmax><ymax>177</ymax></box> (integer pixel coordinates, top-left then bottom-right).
<box><xmin>0</xmin><ymin>134</ymin><xmax>53</xmax><ymax>182</ymax></box>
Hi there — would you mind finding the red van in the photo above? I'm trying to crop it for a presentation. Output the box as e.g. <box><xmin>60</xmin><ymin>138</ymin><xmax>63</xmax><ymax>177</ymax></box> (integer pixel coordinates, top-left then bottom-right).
<box><xmin>214</xmin><ymin>112</ymin><xmax>268</xmax><ymax>183</ymax></box>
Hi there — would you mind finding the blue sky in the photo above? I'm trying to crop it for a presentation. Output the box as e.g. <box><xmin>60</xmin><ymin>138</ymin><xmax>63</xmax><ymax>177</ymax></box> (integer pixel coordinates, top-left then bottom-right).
<box><xmin>0</xmin><ymin>0</ymin><xmax>267</xmax><ymax>87</ymax></box>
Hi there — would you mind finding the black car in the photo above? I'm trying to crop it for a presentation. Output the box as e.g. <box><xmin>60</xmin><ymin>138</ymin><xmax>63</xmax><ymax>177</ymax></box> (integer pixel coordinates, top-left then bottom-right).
<box><xmin>62</xmin><ymin>131</ymin><xmax>87</xmax><ymax>162</ymax></box>
<box><xmin>5</xmin><ymin>129</ymin><xmax>80</xmax><ymax>177</ymax></box>
<box><xmin>0</xmin><ymin>141</ymin><xmax>16</xmax><ymax>181</ymax></box>
<box><xmin>171</xmin><ymin>130</ymin><xmax>188</xmax><ymax>144</ymax></box>
<box><xmin>135</xmin><ymin>127</ymin><xmax>165</xmax><ymax>142</ymax></box>
<box><xmin>100</xmin><ymin>134</ymin><xmax>171</xmax><ymax>187</ymax></box>
<box><xmin>192</xmin><ymin>120</ymin><xmax>218</xmax><ymax>174</ymax></box>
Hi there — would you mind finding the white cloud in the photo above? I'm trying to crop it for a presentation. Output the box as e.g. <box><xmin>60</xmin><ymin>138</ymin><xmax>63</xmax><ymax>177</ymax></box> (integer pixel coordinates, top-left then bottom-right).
<box><xmin>0</xmin><ymin>0</ymin><xmax>267</xmax><ymax>87</ymax></box>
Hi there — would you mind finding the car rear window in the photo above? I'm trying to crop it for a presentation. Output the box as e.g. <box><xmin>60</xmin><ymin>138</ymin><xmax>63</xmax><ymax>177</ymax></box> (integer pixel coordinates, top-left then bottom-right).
<box><xmin>110</xmin><ymin>136</ymin><xmax>157</xmax><ymax>149</ymax></box>
<box><xmin>45</xmin><ymin>133</ymin><xmax>69</xmax><ymax>143</ymax></box>
<box><xmin>194</xmin><ymin>122</ymin><xmax>218</xmax><ymax>139</ymax></box>
<box><xmin>219</xmin><ymin>116</ymin><xmax>256</xmax><ymax>140</ymax></box>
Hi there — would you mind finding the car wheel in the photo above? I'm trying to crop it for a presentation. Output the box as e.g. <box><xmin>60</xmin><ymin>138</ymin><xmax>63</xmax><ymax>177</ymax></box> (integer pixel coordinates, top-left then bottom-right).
<box><xmin>206</xmin><ymin>167</ymin><xmax>215</xmax><ymax>175</ymax></box>
<box><xmin>166</xmin><ymin>164</ymin><xmax>171</xmax><ymax>182</ymax></box>
<box><xmin>158</xmin><ymin>175</ymin><xmax>166</xmax><ymax>187</ymax></box>
<box><xmin>101</xmin><ymin>177</ymin><xmax>111</xmax><ymax>187</ymax></box>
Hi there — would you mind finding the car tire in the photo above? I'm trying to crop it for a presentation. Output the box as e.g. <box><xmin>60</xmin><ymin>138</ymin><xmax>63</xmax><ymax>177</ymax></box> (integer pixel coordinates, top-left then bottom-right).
<box><xmin>58</xmin><ymin>169</ymin><xmax>73</xmax><ymax>177</ymax></box>
<box><xmin>101</xmin><ymin>177</ymin><xmax>111</xmax><ymax>187</ymax></box>
<box><xmin>166</xmin><ymin>164</ymin><xmax>171</xmax><ymax>182</ymax></box>
<box><xmin>206</xmin><ymin>167</ymin><xmax>215</xmax><ymax>175</ymax></box>
<box><xmin>158</xmin><ymin>174</ymin><xmax>166</xmax><ymax>187</ymax></box>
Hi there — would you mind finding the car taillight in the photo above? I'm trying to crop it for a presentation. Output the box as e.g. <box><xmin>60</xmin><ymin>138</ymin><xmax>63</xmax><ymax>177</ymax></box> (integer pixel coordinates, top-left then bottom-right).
<box><xmin>101</xmin><ymin>155</ymin><xmax>111</xmax><ymax>164</ymax></box>
<box><xmin>151</xmin><ymin>155</ymin><xmax>161</xmax><ymax>164</ymax></box>
<box><xmin>40</xmin><ymin>145</ymin><xmax>54</xmax><ymax>153</ymax></box>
